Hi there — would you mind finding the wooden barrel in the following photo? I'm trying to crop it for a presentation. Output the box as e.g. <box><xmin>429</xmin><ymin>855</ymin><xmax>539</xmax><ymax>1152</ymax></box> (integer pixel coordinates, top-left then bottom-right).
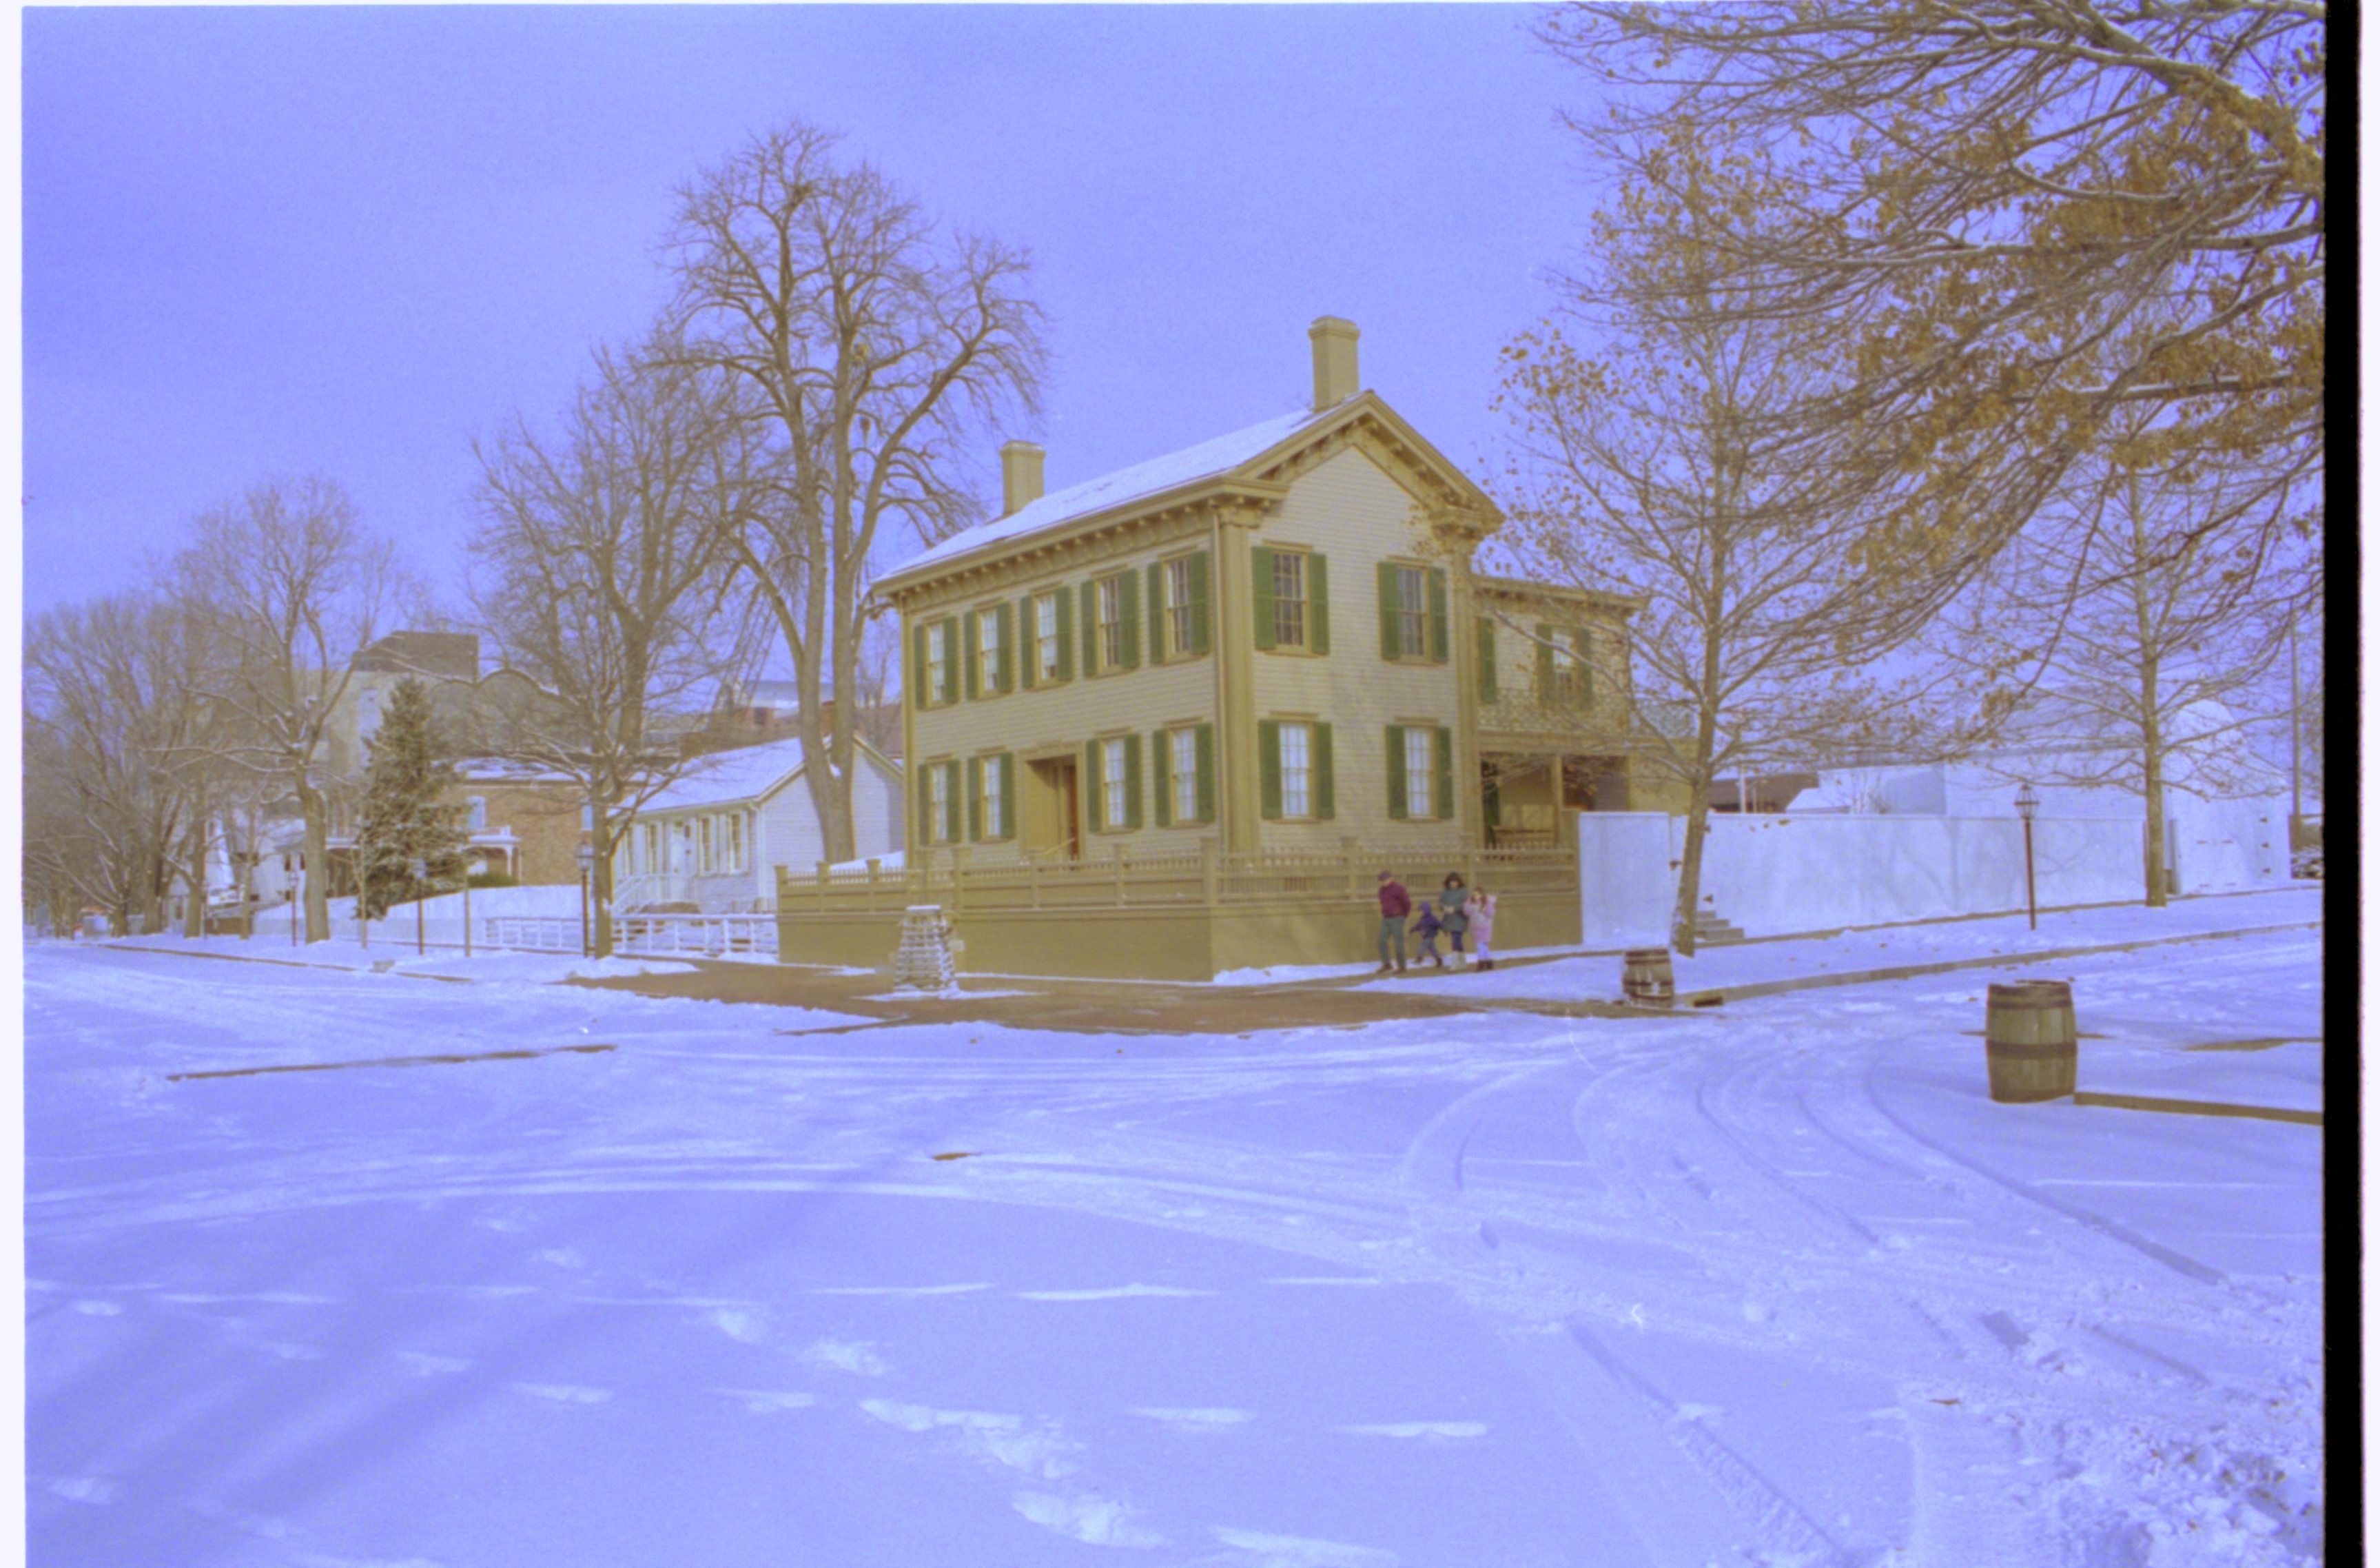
<box><xmin>1622</xmin><ymin>948</ymin><xmax>1676</xmax><ymax>1008</ymax></box>
<box><xmin>1984</xmin><ymin>979</ymin><xmax>2078</xmax><ymax>1102</ymax></box>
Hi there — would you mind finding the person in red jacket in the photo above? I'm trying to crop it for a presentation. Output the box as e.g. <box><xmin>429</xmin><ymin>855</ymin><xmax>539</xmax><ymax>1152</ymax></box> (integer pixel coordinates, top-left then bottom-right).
<box><xmin>1375</xmin><ymin>870</ymin><xmax>1411</xmax><ymax>975</ymax></box>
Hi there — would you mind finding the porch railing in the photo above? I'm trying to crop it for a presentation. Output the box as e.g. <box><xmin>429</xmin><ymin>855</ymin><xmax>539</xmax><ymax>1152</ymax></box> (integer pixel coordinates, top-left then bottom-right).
<box><xmin>777</xmin><ymin>841</ymin><xmax>1575</xmax><ymax>917</ymax></box>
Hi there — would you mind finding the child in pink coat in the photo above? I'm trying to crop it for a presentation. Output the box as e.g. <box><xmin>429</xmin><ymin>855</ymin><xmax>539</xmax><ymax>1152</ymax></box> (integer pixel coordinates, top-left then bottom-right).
<box><xmin>1469</xmin><ymin>890</ymin><xmax>1498</xmax><ymax>972</ymax></box>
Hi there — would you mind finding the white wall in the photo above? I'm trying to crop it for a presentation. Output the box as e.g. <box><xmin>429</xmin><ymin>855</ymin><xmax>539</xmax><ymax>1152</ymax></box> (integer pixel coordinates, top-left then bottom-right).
<box><xmin>1574</xmin><ymin>808</ymin><xmax>2265</xmax><ymax>943</ymax></box>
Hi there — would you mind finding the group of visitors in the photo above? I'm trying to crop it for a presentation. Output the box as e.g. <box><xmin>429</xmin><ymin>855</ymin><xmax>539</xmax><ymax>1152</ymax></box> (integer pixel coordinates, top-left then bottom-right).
<box><xmin>1373</xmin><ymin>870</ymin><xmax>1497</xmax><ymax>975</ymax></box>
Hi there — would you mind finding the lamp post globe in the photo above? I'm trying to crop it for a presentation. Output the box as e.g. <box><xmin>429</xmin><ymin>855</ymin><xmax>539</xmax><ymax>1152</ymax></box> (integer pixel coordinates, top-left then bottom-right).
<box><xmin>575</xmin><ymin>842</ymin><xmax>595</xmax><ymax>959</ymax></box>
<box><xmin>2015</xmin><ymin>782</ymin><xmax>2040</xmax><ymax>930</ymax></box>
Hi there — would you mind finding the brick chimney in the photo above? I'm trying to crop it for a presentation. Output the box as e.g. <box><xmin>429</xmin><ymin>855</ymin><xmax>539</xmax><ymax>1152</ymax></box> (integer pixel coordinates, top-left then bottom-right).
<box><xmin>1001</xmin><ymin>440</ymin><xmax>1045</xmax><ymax>517</ymax></box>
<box><xmin>1309</xmin><ymin>316</ymin><xmax>1360</xmax><ymax>410</ymax></box>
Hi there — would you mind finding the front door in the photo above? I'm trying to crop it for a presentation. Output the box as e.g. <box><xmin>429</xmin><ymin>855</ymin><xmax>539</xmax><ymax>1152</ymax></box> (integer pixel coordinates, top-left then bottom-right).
<box><xmin>1026</xmin><ymin>756</ymin><xmax>1081</xmax><ymax>860</ymax></box>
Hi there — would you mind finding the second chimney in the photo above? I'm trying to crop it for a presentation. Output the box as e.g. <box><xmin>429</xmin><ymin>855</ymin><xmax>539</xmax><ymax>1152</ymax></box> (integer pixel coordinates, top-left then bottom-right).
<box><xmin>1001</xmin><ymin>440</ymin><xmax>1045</xmax><ymax>516</ymax></box>
<box><xmin>1309</xmin><ymin>316</ymin><xmax>1360</xmax><ymax>410</ymax></box>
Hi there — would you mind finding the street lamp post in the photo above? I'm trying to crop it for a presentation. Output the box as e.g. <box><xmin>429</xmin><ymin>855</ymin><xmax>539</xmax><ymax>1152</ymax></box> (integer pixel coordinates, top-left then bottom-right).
<box><xmin>409</xmin><ymin>858</ymin><xmax>429</xmax><ymax>956</ymax></box>
<box><xmin>2015</xmin><ymin>782</ymin><xmax>2040</xmax><ymax>932</ymax></box>
<box><xmin>576</xmin><ymin>842</ymin><xmax>595</xmax><ymax>959</ymax></box>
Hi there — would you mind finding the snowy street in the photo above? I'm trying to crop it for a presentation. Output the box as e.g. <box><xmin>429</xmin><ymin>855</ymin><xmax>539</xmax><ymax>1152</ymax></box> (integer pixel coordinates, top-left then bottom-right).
<box><xmin>26</xmin><ymin>911</ymin><xmax>2324</xmax><ymax>1567</ymax></box>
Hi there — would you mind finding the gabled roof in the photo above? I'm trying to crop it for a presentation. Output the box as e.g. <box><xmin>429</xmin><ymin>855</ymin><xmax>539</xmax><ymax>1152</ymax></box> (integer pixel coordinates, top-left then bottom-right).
<box><xmin>631</xmin><ymin>735</ymin><xmax>901</xmax><ymax>815</ymax></box>
<box><xmin>878</xmin><ymin>391</ymin><xmax>1495</xmax><ymax>595</ymax></box>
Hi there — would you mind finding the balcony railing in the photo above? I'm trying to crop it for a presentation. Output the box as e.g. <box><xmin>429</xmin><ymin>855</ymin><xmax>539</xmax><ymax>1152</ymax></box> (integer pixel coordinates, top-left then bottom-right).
<box><xmin>1477</xmin><ymin>689</ymin><xmax>1630</xmax><ymax>743</ymax></box>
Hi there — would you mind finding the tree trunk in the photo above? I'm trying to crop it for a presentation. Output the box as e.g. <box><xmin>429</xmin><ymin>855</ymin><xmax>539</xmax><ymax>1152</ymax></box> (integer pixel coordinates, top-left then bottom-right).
<box><xmin>299</xmin><ymin>779</ymin><xmax>332</xmax><ymax>942</ymax></box>
<box><xmin>591</xmin><ymin>800</ymin><xmax>616</xmax><ymax>959</ymax></box>
<box><xmin>2140</xmin><ymin>671</ymin><xmax>2168</xmax><ymax>910</ymax></box>
<box><xmin>183</xmin><ymin>808</ymin><xmax>209</xmax><ymax>937</ymax></box>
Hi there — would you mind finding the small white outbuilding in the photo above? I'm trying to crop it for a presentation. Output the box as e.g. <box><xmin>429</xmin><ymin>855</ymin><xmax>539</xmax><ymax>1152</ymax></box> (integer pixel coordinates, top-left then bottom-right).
<box><xmin>611</xmin><ymin>737</ymin><xmax>905</xmax><ymax>914</ymax></box>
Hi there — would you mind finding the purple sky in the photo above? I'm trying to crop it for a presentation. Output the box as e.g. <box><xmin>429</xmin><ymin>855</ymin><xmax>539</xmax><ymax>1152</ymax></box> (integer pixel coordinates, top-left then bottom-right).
<box><xmin>23</xmin><ymin>5</ymin><xmax>1599</xmax><ymax>618</ymax></box>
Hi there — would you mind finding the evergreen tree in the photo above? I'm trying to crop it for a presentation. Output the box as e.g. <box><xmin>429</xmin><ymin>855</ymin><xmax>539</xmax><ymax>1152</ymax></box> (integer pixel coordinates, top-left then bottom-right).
<box><xmin>352</xmin><ymin>678</ymin><xmax>469</xmax><ymax>919</ymax></box>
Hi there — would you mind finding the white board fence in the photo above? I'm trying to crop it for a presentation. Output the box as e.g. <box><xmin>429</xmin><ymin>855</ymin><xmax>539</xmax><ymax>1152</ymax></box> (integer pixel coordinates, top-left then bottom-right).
<box><xmin>1573</xmin><ymin>810</ymin><xmax>2277</xmax><ymax>944</ymax></box>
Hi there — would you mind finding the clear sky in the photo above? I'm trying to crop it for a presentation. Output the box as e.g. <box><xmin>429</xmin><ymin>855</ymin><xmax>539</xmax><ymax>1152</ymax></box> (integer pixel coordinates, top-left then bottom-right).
<box><xmin>23</xmin><ymin>4</ymin><xmax>1601</xmax><ymax>618</ymax></box>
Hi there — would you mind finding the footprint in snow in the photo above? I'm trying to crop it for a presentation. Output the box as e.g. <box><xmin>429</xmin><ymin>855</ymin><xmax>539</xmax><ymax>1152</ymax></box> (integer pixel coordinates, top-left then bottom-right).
<box><xmin>510</xmin><ymin>1383</ymin><xmax>613</xmax><ymax>1405</ymax></box>
<box><xmin>534</xmin><ymin>1248</ymin><xmax>585</xmax><ymax>1270</ymax></box>
<box><xmin>800</xmin><ymin>1338</ymin><xmax>890</xmax><ymax>1376</ymax></box>
<box><xmin>706</xmin><ymin>1306</ymin><xmax>770</xmax><ymax>1344</ymax></box>
<box><xmin>710</xmin><ymin>1388</ymin><xmax>817</xmax><ymax>1414</ymax></box>
<box><xmin>396</xmin><ymin>1352</ymin><xmax>471</xmax><ymax>1376</ymax></box>
<box><xmin>1209</xmin><ymin>1525</ymin><xmax>1399</xmax><ymax>1567</ymax></box>
<box><xmin>1333</xmin><ymin>1421</ymin><xmax>1487</xmax><ymax>1440</ymax></box>
<box><xmin>46</xmin><ymin>1476</ymin><xmax>120</xmax><ymax>1506</ymax></box>
<box><xmin>1126</xmin><ymin>1407</ymin><xmax>1254</xmax><ymax>1433</ymax></box>
<box><xmin>1014</xmin><ymin>1284</ymin><xmax>1215</xmax><ymax>1301</ymax></box>
<box><xmin>1013</xmin><ymin>1490</ymin><xmax>1163</xmax><ymax>1549</ymax></box>
<box><xmin>72</xmin><ymin>1300</ymin><xmax>122</xmax><ymax>1316</ymax></box>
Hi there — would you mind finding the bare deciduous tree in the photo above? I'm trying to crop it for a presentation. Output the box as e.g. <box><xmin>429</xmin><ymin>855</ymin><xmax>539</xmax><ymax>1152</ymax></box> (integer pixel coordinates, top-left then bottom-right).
<box><xmin>24</xmin><ymin>593</ymin><xmax>221</xmax><ymax>936</ymax></box>
<box><xmin>174</xmin><ymin>476</ymin><xmax>406</xmax><ymax>942</ymax></box>
<box><xmin>469</xmin><ymin>342</ymin><xmax>765</xmax><ymax>956</ymax></box>
<box><xmin>1532</xmin><ymin>1</ymin><xmax>2323</xmax><ymax>643</ymax></box>
<box><xmin>1937</xmin><ymin>404</ymin><xmax>2317</xmax><ymax>906</ymax></box>
<box><xmin>1495</xmin><ymin>292</ymin><xmax>1969</xmax><ymax>953</ymax></box>
<box><xmin>661</xmin><ymin>121</ymin><xmax>1047</xmax><ymax>863</ymax></box>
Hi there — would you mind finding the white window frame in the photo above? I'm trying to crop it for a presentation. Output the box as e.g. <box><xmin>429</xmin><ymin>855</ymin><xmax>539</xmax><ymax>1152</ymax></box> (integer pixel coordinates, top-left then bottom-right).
<box><xmin>1279</xmin><ymin>722</ymin><xmax>1313</xmax><ymax>819</ymax></box>
<box><xmin>1097</xmin><ymin>576</ymin><xmax>1127</xmax><ymax>671</ymax></box>
<box><xmin>725</xmin><ymin>810</ymin><xmax>746</xmax><ymax>874</ymax></box>
<box><xmin>1397</xmin><ymin>565</ymin><xmax>1428</xmax><ymax>658</ymax></box>
<box><xmin>1272</xmin><ymin>552</ymin><xmax>1308</xmax><ymax>649</ymax></box>
<box><xmin>1404</xmin><ymin>727</ymin><xmax>1435</xmax><ymax>819</ymax></box>
<box><xmin>1102</xmin><ymin>737</ymin><xmax>1129</xmax><ymax>828</ymax></box>
<box><xmin>927</xmin><ymin>764</ymin><xmax>952</xmax><ymax>845</ymax></box>
<box><xmin>977</xmin><ymin>609</ymin><xmax>1003</xmax><ymax>692</ymax></box>
<box><xmin>1171</xmin><ymin>729</ymin><xmax>1198</xmax><ymax>823</ymax></box>
<box><xmin>1165</xmin><ymin>556</ymin><xmax>1195</xmax><ymax>657</ymax></box>
<box><xmin>466</xmin><ymin>796</ymin><xmax>487</xmax><ymax>831</ymax></box>
<box><xmin>982</xmin><ymin>757</ymin><xmax>1006</xmax><ymax>839</ymax></box>
<box><xmin>698</xmin><ymin>815</ymin><xmax>715</xmax><ymax>875</ymax></box>
<box><xmin>925</xmin><ymin>621</ymin><xmax>952</xmax><ymax>705</ymax></box>
<box><xmin>1035</xmin><ymin>593</ymin><xmax>1062</xmax><ymax>681</ymax></box>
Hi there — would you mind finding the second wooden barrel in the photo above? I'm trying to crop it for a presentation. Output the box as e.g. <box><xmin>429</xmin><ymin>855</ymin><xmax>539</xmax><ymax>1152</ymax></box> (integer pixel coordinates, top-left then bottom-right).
<box><xmin>1984</xmin><ymin>979</ymin><xmax>2078</xmax><ymax>1103</ymax></box>
<box><xmin>1622</xmin><ymin>947</ymin><xmax>1676</xmax><ymax>1007</ymax></box>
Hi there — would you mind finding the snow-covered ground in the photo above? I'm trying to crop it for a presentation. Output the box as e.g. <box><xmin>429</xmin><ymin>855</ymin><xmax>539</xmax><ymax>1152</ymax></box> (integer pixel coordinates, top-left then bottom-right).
<box><xmin>25</xmin><ymin>907</ymin><xmax>2326</xmax><ymax>1567</ymax></box>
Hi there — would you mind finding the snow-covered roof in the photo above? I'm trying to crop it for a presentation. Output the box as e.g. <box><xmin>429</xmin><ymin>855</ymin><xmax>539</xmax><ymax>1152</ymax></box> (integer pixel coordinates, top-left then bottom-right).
<box><xmin>892</xmin><ymin>403</ymin><xmax>1332</xmax><ymax>581</ymax></box>
<box><xmin>635</xmin><ymin>738</ymin><xmax>811</xmax><ymax>815</ymax></box>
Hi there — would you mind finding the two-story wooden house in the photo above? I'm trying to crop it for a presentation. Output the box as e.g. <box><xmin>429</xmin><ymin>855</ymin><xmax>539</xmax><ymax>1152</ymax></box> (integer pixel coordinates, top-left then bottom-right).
<box><xmin>779</xmin><ymin>318</ymin><xmax>1626</xmax><ymax>979</ymax></box>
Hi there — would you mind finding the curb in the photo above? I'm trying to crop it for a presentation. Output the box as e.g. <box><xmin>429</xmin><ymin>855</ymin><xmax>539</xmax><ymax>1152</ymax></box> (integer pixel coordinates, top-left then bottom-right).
<box><xmin>1670</xmin><ymin>920</ymin><xmax>2322</xmax><ymax>1006</ymax></box>
<box><xmin>2071</xmin><ymin>1091</ymin><xmax>2321</xmax><ymax>1128</ymax></box>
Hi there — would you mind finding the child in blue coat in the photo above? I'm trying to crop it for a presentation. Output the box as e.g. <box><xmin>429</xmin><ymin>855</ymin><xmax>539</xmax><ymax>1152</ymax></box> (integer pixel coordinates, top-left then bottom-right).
<box><xmin>1410</xmin><ymin>901</ymin><xmax>1447</xmax><ymax>968</ymax></box>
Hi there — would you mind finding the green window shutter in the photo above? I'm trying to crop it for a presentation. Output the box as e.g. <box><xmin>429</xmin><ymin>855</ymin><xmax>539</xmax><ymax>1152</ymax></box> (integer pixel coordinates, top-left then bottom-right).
<box><xmin>1308</xmin><ymin>552</ymin><xmax>1331</xmax><ymax>654</ymax></box>
<box><xmin>1484</xmin><ymin>771</ymin><xmax>1502</xmax><ymax>831</ymax></box>
<box><xmin>936</xmin><ymin>620</ymin><xmax>960</xmax><ymax>706</ymax></box>
<box><xmin>1314</xmin><ymin>722</ymin><xmax>1335</xmax><ymax>821</ymax></box>
<box><xmin>1574</xmin><ymin>626</ymin><xmax>1594</xmax><ymax>702</ymax></box>
<box><xmin>1536</xmin><ymin>622</ymin><xmax>1556</xmax><ymax>699</ymax></box>
<box><xmin>962</xmin><ymin>610</ymin><xmax>981</xmax><ymax>701</ymax></box>
<box><xmin>1016</xmin><ymin>595</ymin><xmax>1037</xmax><ymax>690</ymax></box>
<box><xmin>1434</xmin><ymin>726</ymin><xmax>1455</xmax><ymax>819</ymax></box>
<box><xmin>917</xmin><ymin>765</ymin><xmax>932</xmax><ymax>844</ymax></box>
<box><xmin>966</xmin><ymin>756</ymin><xmax>983</xmax><ymax>842</ymax></box>
<box><xmin>1079</xmin><ymin>581</ymin><xmax>1099</xmax><ymax>675</ymax></box>
<box><xmin>1118</xmin><ymin>571</ymin><xmax>1142</xmax><ymax>671</ymax></box>
<box><xmin>1151</xmin><ymin>729</ymin><xmax>1172</xmax><ymax>827</ymax></box>
<box><xmin>1251</xmin><ymin>546</ymin><xmax>1277</xmax><ymax>650</ymax></box>
<box><xmin>996</xmin><ymin>753</ymin><xmax>1015</xmax><ymax>837</ymax></box>
<box><xmin>994</xmin><ymin>603</ymin><xmax>1015</xmax><ymax>694</ymax></box>
<box><xmin>1084</xmin><ymin>740</ymin><xmax>1105</xmax><ymax>831</ymax></box>
<box><xmin>1428</xmin><ymin>569</ymin><xmax>1449</xmax><ymax>664</ymax></box>
<box><xmin>1055</xmin><ymin>589</ymin><xmax>1076</xmax><ymax>682</ymax></box>
<box><xmin>908</xmin><ymin>622</ymin><xmax>926</xmax><ymax>710</ymax></box>
<box><xmin>1377</xmin><ymin>562</ymin><xmax>1401</xmax><ymax>658</ymax></box>
<box><xmin>1258</xmin><ymin>720</ymin><xmax>1282</xmax><ymax>819</ymax></box>
<box><xmin>1477</xmin><ymin>618</ymin><xmax>1497</xmax><ymax>700</ymax></box>
<box><xmin>1189</xmin><ymin>551</ymin><xmax>1212</xmax><ymax>654</ymax></box>
<box><xmin>1384</xmin><ymin>724</ymin><xmax>1408</xmax><ymax>820</ymax></box>
<box><xmin>1194</xmin><ymin>724</ymin><xmax>1215</xmax><ymax>823</ymax></box>
<box><xmin>1147</xmin><ymin>562</ymin><xmax>1167</xmax><ymax>663</ymax></box>
<box><xmin>1123</xmin><ymin>733</ymin><xmax>1144</xmax><ymax>829</ymax></box>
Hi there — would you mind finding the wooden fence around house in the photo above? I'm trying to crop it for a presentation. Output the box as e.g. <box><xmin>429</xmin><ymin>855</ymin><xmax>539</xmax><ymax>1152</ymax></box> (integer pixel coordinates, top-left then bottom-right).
<box><xmin>776</xmin><ymin>842</ymin><xmax>1577</xmax><ymax>917</ymax></box>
